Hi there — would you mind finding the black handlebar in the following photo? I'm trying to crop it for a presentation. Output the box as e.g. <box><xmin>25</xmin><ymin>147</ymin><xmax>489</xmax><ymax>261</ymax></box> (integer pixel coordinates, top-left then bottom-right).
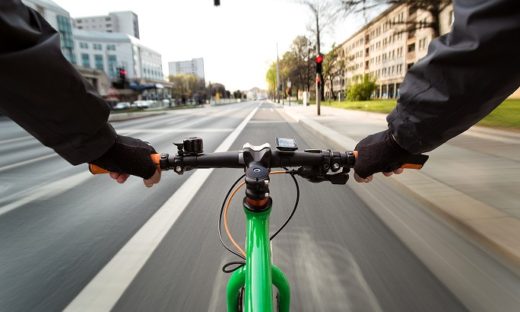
<box><xmin>160</xmin><ymin>149</ymin><xmax>356</xmax><ymax>174</ymax></box>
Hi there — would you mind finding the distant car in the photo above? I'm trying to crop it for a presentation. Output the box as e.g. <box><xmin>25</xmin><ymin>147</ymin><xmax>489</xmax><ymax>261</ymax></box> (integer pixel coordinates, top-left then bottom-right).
<box><xmin>114</xmin><ymin>102</ymin><xmax>130</xmax><ymax>110</ymax></box>
<box><xmin>133</xmin><ymin>100</ymin><xmax>152</xmax><ymax>109</ymax></box>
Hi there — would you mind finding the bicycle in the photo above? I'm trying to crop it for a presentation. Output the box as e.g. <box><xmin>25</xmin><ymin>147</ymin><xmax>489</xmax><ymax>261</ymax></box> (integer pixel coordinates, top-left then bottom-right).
<box><xmin>89</xmin><ymin>137</ymin><xmax>427</xmax><ymax>311</ymax></box>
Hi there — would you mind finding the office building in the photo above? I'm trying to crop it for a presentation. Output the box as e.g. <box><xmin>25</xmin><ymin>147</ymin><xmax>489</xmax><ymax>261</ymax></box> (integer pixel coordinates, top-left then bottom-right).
<box><xmin>168</xmin><ymin>58</ymin><xmax>205</xmax><ymax>80</ymax></box>
<box><xmin>325</xmin><ymin>3</ymin><xmax>454</xmax><ymax>99</ymax></box>
<box><xmin>74</xmin><ymin>11</ymin><xmax>140</xmax><ymax>39</ymax></box>
<box><xmin>22</xmin><ymin>0</ymin><xmax>76</xmax><ymax>64</ymax></box>
<box><xmin>74</xmin><ymin>30</ymin><xmax>164</xmax><ymax>81</ymax></box>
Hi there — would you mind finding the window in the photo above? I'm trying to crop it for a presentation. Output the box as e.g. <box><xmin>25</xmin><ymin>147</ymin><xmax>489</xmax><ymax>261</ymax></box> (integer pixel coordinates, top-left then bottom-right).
<box><xmin>408</xmin><ymin>43</ymin><xmax>415</xmax><ymax>52</ymax></box>
<box><xmin>79</xmin><ymin>42</ymin><xmax>88</xmax><ymax>49</ymax></box>
<box><xmin>409</xmin><ymin>5</ymin><xmax>417</xmax><ymax>16</ymax></box>
<box><xmin>108</xmin><ymin>55</ymin><xmax>117</xmax><ymax>77</ymax></box>
<box><xmin>81</xmin><ymin>53</ymin><xmax>90</xmax><ymax>68</ymax></box>
<box><xmin>94</xmin><ymin>54</ymin><xmax>104</xmax><ymax>70</ymax></box>
<box><xmin>93</xmin><ymin>43</ymin><xmax>102</xmax><ymax>50</ymax></box>
<box><xmin>106</xmin><ymin>44</ymin><xmax>116</xmax><ymax>51</ymax></box>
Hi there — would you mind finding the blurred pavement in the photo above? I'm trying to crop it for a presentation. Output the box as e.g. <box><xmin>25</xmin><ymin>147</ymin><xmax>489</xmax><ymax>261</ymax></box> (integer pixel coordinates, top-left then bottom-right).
<box><xmin>280</xmin><ymin>103</ymin><xmax>520</xmax><ymax>272</ymax></box>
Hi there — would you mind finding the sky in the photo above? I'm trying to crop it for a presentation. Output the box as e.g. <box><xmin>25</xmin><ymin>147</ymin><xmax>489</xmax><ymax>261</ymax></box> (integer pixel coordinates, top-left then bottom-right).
<box><xmin>54</xmin><ymin>0</ymin><xmax>378</xmax><ymax>91</ymax></box>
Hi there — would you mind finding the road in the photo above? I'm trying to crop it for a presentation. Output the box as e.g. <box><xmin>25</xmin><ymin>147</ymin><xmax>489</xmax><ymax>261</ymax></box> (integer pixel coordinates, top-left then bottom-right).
<box><xmin>1</xmin><ymin>102</ymin><xmax>468</xmax><ymax>311</ymax></box>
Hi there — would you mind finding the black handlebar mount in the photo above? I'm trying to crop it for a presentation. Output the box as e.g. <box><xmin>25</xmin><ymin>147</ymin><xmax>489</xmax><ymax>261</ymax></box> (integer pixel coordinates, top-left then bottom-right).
<box><xmin>240</xmin><ymin>143</ymin><xmax>272</xmax><ymax>211</ymax></box>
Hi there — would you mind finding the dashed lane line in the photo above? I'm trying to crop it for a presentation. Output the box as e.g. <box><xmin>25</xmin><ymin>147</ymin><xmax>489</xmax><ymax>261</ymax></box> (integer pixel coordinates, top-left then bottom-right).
<box><xmin>64</xmin><ymin>104</ymin><xmax>260</xmax><ymax>312</ymax></box>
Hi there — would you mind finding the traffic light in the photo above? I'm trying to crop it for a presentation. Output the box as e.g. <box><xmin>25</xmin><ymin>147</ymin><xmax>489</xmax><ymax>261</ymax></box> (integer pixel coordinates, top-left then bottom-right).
<box><xmin>118</xmin><ymin>67</ymin><xmax>127</xmax><ymax>80</ymax></box>
<box><xmin>315</xmin><ymin>54</ymin><xmax>324</xmax><ymax>74</ymax></box>
<box><xmin>118</xmin><ymin>67</ymin><xmax>127</xmax><ymax>88</ymax></box>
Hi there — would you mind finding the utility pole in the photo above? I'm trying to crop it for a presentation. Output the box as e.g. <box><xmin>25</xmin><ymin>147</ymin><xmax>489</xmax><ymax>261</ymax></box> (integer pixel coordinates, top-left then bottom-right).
<box><xmin>287</xmin><ymin>79</ymin><xmax>291</xmax><ymax>106</ymax></box>
<box><xmin>315</xmin><ymin>11</ymin><xmax>321</xmax><ymax>116</ymax></box>
<box><xmin>276</xmin><ymin>43</ymin><xmax>280</xmax><ymax>104</ymax></box>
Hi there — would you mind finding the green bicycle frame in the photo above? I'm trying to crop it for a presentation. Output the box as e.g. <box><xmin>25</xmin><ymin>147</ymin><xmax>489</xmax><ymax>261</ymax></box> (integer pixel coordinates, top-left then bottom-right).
<box><xmin>226</xmin><ymin>203</ymin><xmax>290</xmax><ymax>312</ymax></box>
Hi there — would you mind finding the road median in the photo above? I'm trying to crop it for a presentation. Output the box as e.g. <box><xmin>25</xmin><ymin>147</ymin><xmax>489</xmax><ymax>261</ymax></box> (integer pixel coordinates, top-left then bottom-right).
<box><xmin>108</xmin><ymin>111</ymin><xmax>166</xmax><ymax>122</ymax></box>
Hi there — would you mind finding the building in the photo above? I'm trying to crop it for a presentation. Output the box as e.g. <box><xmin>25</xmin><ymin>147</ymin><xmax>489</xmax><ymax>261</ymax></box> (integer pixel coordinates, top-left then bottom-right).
<box><xmin>74</xmin><ymin>11</ymin><xmax>140</xmax><ymax>39</ymax></box>
<box><xmin>325</xmin><ymin>3</ymin><xmax>453</xmax><ymax>99</ymax></box>
<box><xmin>168</xmin><ymin>58</ymin><xmax>205</xmax><ymax>81</ymax></box>
<box><xmin>74</xmin><ymin>29</ymin><xmax>164</xmax><ymax>81</ymax></box>
<box><xmin>22</xmin><ymin>0</ymin><xmax>76</xmax><ymax>64</ymax></box>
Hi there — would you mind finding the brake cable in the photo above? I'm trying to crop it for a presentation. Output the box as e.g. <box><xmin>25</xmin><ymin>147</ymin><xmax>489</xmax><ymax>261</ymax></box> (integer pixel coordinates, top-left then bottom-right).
<box><xmin>219</xmin><ymin>170</ymin><xmax>301</xmax><ymax>273</ymax></box>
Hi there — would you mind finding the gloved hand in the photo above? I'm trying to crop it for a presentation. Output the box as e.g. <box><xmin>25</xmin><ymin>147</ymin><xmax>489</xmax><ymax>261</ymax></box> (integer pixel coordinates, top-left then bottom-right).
<box><xmin>91</xmin><ymin>135</ymin><xmax>160</xmax><ymax>187</ymax></box>
<box><xmin>354</xmin><ymin>129</ymin><xmax>413</xmax><ymax>182</ymax></box>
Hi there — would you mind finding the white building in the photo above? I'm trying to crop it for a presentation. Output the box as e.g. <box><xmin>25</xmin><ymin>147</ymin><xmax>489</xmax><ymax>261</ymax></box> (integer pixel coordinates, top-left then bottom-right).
<box><xmin>22</xmin><ymin>0</ymin><xmax>76</xmax><ymax>64</ymax></box>
<box><xmin>168</xmin><ymin>58</ymin><xmax>205</xmax><ymax>80</ymax></box>
<box><xmin>74</xmin><ymin>11</ymin><xmax>140</xmax><ymax>39</ymax></box>
<box><xmin>74</xmin><ymin>30</ymin><xmax>164</xmax><ymax>81</ymax></box>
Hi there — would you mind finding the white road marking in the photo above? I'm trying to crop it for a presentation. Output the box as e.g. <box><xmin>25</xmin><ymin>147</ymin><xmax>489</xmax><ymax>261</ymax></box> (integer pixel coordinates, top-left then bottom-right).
<box><xmin>65</xmin><ymin>104</ymin><xmax>260</xmax><ymax>312</ymax></box>
<box><xmin>0</xmin><ymin>153</ymin><xmax>56</xmax><ymax>173</ymax></box>
<box><xmin>0</xmin><ymin>136</ymin><xmax>33</xmax><ymax>144</ymax></box>
<box><xmin>118</xmin><ymin>128</ymin><xmax>233</xmax><ymax>134</ymax></box>
<box><xmin>248</xmin><ymin>121</ymin><xmax>286</xmax><ymax>124</ymax></box>
<box><xmin>0</xmin><ymin>171</ymin><xmax>92</xmax><ymax>217</ymax></box>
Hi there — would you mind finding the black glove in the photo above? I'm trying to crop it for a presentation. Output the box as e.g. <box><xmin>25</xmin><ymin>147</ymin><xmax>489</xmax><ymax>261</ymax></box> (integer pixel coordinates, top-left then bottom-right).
<box><xmin>354</xmin><ymin>130</ymin><xmax>414</xmax><ymax>179</ymax></box>
<box><xmin>91</xmin><ymin>135</ymin><xmax>157</xmax><ymax>179</ymax></box>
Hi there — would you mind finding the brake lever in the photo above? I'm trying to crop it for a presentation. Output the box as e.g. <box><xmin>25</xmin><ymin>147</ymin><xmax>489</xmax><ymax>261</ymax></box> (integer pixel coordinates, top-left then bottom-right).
<box><xmin>295</xmin><ymin>167</ymin><xmax>349</xmax><ymax>185</ymax></box>
<box><xmin>325</xmin><ymin>172</ymin><xmax>349</xmax><ymax>185</ymax></box>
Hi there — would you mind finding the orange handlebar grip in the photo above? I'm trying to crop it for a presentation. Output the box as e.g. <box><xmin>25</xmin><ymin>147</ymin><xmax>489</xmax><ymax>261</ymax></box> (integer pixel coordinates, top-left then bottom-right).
<box><xmin>88</xmin><ymin>164</ymin><xmax>110</xmax><ymax>174</ymax></box>
<box><xmin>400</xmin><ymin>163</ymin><xmax>424</xmax><ymax>170</ymax></box>
<box><xmin>88</xmin><ymin>153</ymin><xmax>161</xmax><ymax>175</ymax></box>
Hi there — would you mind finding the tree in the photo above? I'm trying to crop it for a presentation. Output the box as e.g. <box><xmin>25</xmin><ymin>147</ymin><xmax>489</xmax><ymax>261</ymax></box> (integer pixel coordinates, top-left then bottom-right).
<box><xmin>233</xmin><ymin>90</ymin><xmax>243</xmax><ymax>99</ymax></box>
<box><xmin>299</xmin><ymin>0</ymin><xmax>343</xmax><ymax>111</ymax></box>
<box><xmin>347</xmin><ymin>74</ymin><xmax>377</xmax><ymax>101</ymax></box>
<box><xmin>209</xmin><ymin>82</ymin><xmax>227</xmax><ymax>98</ymax></box>
<box><xmin>279</xmin><ymin>51</ymin><xmax>300</xmax><ymax>99</ymax></box>
<box><xmin>265</xmin><ymin>62</ymin><xmax>277</xmax><ymax>99</ymax></box>
<box><xmin>168</xmin><ymin>74</ymin><xmax>206</xmax><ymax>104</ymax></box>
<box><xmin>323</xmin><ymin>43</ymin><xmax>345</xmax><ymax>100</ymax></box>
<box><xmin>289</xmin><ymin>36</ymin><xmax>315</xmax><ymax>97</ymax></box>
<box><xmin>341</xmin><ymin>0</ymin><xmax>451</xmax><ymax>37</ymax></box>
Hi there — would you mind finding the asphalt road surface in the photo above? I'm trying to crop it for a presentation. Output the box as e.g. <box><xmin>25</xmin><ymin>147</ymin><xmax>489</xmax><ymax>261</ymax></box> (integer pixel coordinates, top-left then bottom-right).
<box><xmin>1</xmin><ymin>102</ymin><xmax>468</xmax><ymax>311</ymax></box>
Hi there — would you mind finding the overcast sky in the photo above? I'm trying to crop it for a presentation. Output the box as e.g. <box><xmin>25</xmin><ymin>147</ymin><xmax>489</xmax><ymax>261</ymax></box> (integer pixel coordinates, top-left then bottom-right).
<box><xmin>54</xmin><ymin>0</ymin><xmax>379</xmax><ymax>91</ymax></box>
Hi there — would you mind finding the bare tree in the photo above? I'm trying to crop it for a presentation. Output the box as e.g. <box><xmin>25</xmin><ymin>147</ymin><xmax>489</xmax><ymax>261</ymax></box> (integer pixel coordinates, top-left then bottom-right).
<box><xmin>323</xmin><ymin>43</ymin><xmax>343</xmax><ymax>100</ymax></box>
<box><xmin>298</xmin><ymin>0</ymin><xmax>343</xmax><ymax>113</ymax></box>
<box><xmin>341</xmin><ymin>0</ymin><xmax>451</xmax><ymax>37</ymax></box>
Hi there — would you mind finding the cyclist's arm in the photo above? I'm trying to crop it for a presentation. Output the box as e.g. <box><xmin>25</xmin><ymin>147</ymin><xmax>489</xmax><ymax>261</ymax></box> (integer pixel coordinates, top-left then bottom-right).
<box><xmin>0</xmin><ymin>0</ymin><xmax>115</xmax><ymax>164</ymax></box>
<box><xmin>387</xmin><ymin>0</ymin><xmax>520</xmax><ymax>154</ymax></box>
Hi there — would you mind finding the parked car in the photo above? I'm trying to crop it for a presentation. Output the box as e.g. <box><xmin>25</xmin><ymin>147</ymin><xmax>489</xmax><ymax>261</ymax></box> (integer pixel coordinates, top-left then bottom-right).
<box><xmin>113</xmin><ymin>102</ymin><xmax>130</xmax><ymax>110</ymax></box>
<box><xmin>132</xmin><ymin>100</ymin><xmax>153</xmax><ymax>109</ymax></box>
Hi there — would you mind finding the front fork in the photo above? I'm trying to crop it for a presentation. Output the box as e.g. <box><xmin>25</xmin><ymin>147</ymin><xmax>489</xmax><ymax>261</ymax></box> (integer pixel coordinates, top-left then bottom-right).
<box><xmin>226</xmin><ymin>203</ymin><xmax>290</xmax><ymax>312</ymax></box>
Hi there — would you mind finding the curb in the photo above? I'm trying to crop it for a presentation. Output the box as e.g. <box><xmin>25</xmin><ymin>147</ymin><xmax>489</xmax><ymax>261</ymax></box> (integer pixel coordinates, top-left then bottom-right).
<box><xmin>278</xmin><ymin>107</ymin><xmax>520</xmax><ymax>272</ymax></box>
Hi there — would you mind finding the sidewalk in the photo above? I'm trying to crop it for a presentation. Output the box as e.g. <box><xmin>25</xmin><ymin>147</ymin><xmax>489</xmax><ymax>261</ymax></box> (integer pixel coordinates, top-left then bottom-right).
<box><xmin>279</xmin><ymin>104</ymin><xmax>520</xmax><ymax>270</ymax></box>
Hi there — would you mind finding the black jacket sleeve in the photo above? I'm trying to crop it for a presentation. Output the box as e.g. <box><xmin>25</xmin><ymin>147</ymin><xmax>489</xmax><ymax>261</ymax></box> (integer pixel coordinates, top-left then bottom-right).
<box><xmin>0</xmin><ymin>0</ymin><xmax>116</xmax><ymax>165</ymax></box>
<box><xmin>387</xmin><ymin>0</ymin><xmax>520</xmax><ymax>154</ymax></box>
